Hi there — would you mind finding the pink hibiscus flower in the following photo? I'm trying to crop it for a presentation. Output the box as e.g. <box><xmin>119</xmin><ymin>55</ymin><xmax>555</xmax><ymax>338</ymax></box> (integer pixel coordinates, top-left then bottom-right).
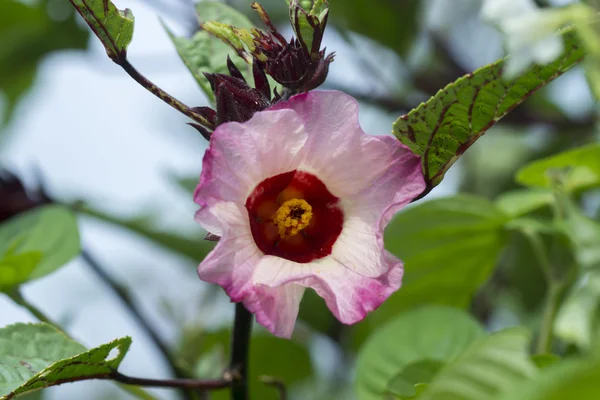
<box><xmin>194</xmin><ymin>90</ymin><xmax>425</xmax><ymax>338</ymax></box>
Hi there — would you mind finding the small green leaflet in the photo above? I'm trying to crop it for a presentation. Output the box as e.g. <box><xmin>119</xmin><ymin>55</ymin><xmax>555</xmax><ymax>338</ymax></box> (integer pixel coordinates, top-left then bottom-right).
<box><xmin>515</xmin><ymin>143</ymin><xmax>600</xmax><ymax>192</ymax></box>
<box><xmin>0</xmin><ymin>323</ymin><xmax>131</xmax><ymax>399</ymax></box>
<box><xmin>164</xmin><ymin>1</ymin><xmax>255</xmax><ymax>102</ymax></box>
<box><xmin>0</xmin><ymin>205</ymin><xmax>80</xmax><ymax>288</ymax></box>
<box><xmin>68</xmin><ymin>0</ymin><xmax>134</xmax><ymax>61</ymax></box>
<box><xmin>394</xmin><ymin>31</ymin><xmax>585</xmax><ymax>195</ymax></box>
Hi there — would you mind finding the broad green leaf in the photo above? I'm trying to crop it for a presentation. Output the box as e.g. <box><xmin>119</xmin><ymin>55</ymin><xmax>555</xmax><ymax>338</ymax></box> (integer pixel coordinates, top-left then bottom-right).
<box><xmin>0</xmin><ymin>205</ymin><xmax>80</xmax><ymax>285</ymax></box>
<box><xmin>355</xmin><ymin>306</ymin><xmax>484</xmax><ymax>400</ymax></box>
<box><xmin>419</xmin><ymin>328</ymin><xmax>537</xmax><ymax>400</ymax></box>
<box><xmin>386</xmin><ymin>360</ymin><xmax>444</xmax><ymax>399</ymax></box>
<box><xmin>79</xmin><ymin>206</ymin><xmax>214</xmax><ymax>263</ymax></box>
<box><xmin>0</xmin><ymin>323</ymin><xmax>131</xmax><ymax>399</ymax></box>
<box><xmin>1</xmin><ymin>0</ymin><xmax>88</xmax><ymax>128</ymax></box>
<box><xmin>358</xmin><ymin>195</ymin><xmax>507</xmax><ymax>336</ymax></box>
<box><xmin>562</xmin><ymin>202</ymin><xmax>600</xmax><ymax>268</ymax></box>
<box><xmin>555</xmin><ymin>271</ymin><xmax>600</xmax><ymax>349</ymax></box>
<box><xmin>495</xmin><ymin>189</ymin><xmax>554</xmax><ymax>218</ymax></box>
<box><xmin>190</xmin><ymin>330</ymin><xmax>312</xmax><ymax>400</ymax></box>
<box><xmin>516</xmin><ymin>143</ymin><xmax>600</xmax><ymax>191</ymax></box>
<box><xmin>68</xmin><ymin>0</ymin><xmax>134</xmax><ymax>61</ymax></box>
<box><xmin>393</xmin><ymin>31</ymin><xmax>585</xmax><ymax>193</ymax></box>
<box><xmin>328</xmin><ymin>0</ymin><xmax>420</xmax><ymax>56</ymax></box>
<box><xmin>531</xmin><ymin>354</ymin><xmax>560</xmax><ymax>370</ymax></box>
<box><xmin>353</xmin><ymin>195</ymin><xmax>508</xmax><ymax>348</ymax></box>
<box><xmin>497</xmin><ymin>358</ymin><xmax>600</xmax><ymax>400</ymax></box>
<box><xmin>165</xmin><ymin>1</ymin><xmax>255</xmax><ymax>102</ymax></box>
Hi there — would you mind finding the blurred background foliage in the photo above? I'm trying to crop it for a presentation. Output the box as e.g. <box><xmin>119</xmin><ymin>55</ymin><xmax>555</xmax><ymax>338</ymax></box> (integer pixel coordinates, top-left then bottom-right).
<box><xmin>1</xmin><ymin>0</ymin><xmax>600</xmax><ymax>399</ymax></box>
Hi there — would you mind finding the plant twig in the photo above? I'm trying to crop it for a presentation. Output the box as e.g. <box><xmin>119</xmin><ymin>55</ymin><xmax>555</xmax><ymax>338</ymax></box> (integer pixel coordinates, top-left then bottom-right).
<box><xmin>260</xmin><ymin>376</ymin><xmax>288</xmax><ymax>400</ymax></box>
<box><xmin>229</xmin><ymin>303</ymin><xmax>253</xmax><ymax>400</ymax></box>
<box><xmin>116</xmin><ymin>55</ymin><xmax>211</xmax><ymax>128</ymax></box>
<box><xmin>81</xmin><ymin>249</ymin><xmax>190</xmax><ymax>381</ymax></box>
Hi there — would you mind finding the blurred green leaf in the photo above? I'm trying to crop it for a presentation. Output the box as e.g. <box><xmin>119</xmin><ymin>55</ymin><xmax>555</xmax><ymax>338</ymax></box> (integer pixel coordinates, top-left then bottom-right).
<box><xmin>355</xmin><ymin>306</ymin><xmax>484</xmax><ymax>400</ymax></box>
<box><xmin>68</xmin><ymin>0</ymin><xmax>134</xmax><ymax>61</ymax></box>
<box><xmin>386</xmin><ymin>360</ymin><xmax>444</xmax><ymax>399</ymax></box>
<box><xmin>193</xmin><ymin>330</ymin><xmax>313</xmax><ymax>400</ymax></box>
<box><xmin>562</xmin><ymin>202</ymin><xmax>600</xmax><ymax>268</ymax></box>
<box><xmin>164</xmin><ymin>1</ymin><xmax>255</xmax><ymax>102</ymax></box>
<box><xmin>352</xmin><ymin>195</ymin><xmax>509</xmax><ymax>346</ymax></box>
<box><xmin>555</xmin><ymin>271</ymin><xmax>600</xmax><ymax>349</ymax></box>
<box><xmin>80</xmin><ymin>206</ymin><xmax>214</xmax><ymax>263</ymax></box>
<box><xmin>394</xmin><ymin>31</ymin><xmax>585</xmax><ymax>193</ymax></box>
<box><xmin>0</xmin><ymin>323</ymin><xmax>130</xmax><ymax>399</ymax></box>
<box><xmin>497</xmin><ymin>357</ymin><xmax>600</xmax><ymax>400</ymax></box>
<box><xmin>418</xmin><ymin>328</ymin><xmax>537</xmax><ymax>400</ymax></box>
<box><xmin>0</xmin><ymin>0</ymin><xmax>88</xmax><ymax>128</ymax></box>
<box><xmin>516</xmin><ymin>143</ymin><xmax>600</xmax><ymax>192</ymax></box>
<box><xmin>531</xmin><ymin>354</ymin><xmax>561</xmax><ymax>370</ymax></box>
<box><xmin>496</xmin><ymin>189</ymin><xmax>554</xmax><ymax>218</ymax></box>
<box><xmin>0</xmin><ymin>205</ymin><xmax>80</xmax><ymax>286</ymax></box>
<box><xmin>328</xmin><ymin>0</ymin><xmax>420</xmax><ymax>56</ymax></box>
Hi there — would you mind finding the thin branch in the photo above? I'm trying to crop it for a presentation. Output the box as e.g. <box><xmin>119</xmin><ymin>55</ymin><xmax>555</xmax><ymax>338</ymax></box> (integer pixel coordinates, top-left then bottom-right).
<box><xmin>229</xmin><ymin>303</ymin><xmax>253</xmax><ymax>400</ymax></box>
<box><xmin>81</xmin><ymin>249</ymin><xmax>189</xmax><ymax>381</ymax></box>
<box><xmin>110</xmin><ymin>371</ymin><xmax>233</xmax><ymax>390</ymax></box>
<box><xmin>260</xmin><ymin>376</ymin><xmax>288</xmax><ymax>400</ymax></box>
<box><xmin>116</xmin><ymin>55</ymin><xmax>211</xmax><ymax>128</ymax></box>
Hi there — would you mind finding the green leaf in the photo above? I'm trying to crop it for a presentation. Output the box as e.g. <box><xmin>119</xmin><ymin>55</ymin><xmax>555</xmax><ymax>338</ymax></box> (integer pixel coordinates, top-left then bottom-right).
<box><xmin>0</xmin><ymin>205</ymin><xmax>80</xmax><ymax>286</ymax></box>
<box><xmin>68</xmin><ymin>0</ymin><xmax>134</xmax><ymax>61</ymax></box>
<box><xmin>418</xmin><ymin>328</ymin><xmax>537</xmax><ymax>400</ymax></box>
<box><xmin>79</xmin><ymin>206</ymin><xmax>214</xmax><ymax>263</ymax></box>
<box><xmin>562</xmin><ymin>202</ymin><xmax>600</xmax><ymax>268</ymax></box>
<box><xmin>191</xmin><ymin>330</ymin><xmax>313</xmax><ymax>400</ymax></box>
<box><xmin>497</xmin><ymin>358</ymin><xmax>600</xmax><ymax>400</ymax></box>
<box><xmin>353</xmin><ymin>195</ymin><xmax>508</xmax><ymax>348</ymax></box>
<box><xmin>164</xmin><ymin>1</ymin><xmax>255</xmax><ymax>102</ymax></box>
<box><xmin>0</xmin><ymin>0</ymin><xmax>88</xmax><ymax>128</ymax></box>
<box><xmin>531</xmin><ymin>354</ymin><xmax>560</xmax><ymax>370</ymax></box>
<box><xmin>495</xmin><ymin>189</ymin><xmax>554</xmax><ymax>218</ymax></box>
<box><xmin>355</xmin><ymin>306</ymin><xmax>485</xmax><ymax>400</ymax></box>
<box><xmin>387</xmin><ymin>360</ymin><xmax>444</xmax><ymax>399</ymax></box>
<box><xmin>328</xmin><ymin>0</ymin><xmax>420</xmax><ymax>56</ymax></box>
<box><xmin>555</xmin><ymin>271</ymin><xmax>600</xmax><ymax>349</ymax></box>
<box><xmin>516</xmin><ymin>144</ymin><xmax>600</xmax><ymax>192</ymax></box>
<box><xmin>393</xmin><ymin>31</ymin><xmax>585</xmax><ymax>192</ymax></box>
<box><xmin>0</xmin><ymin>323</ymin><xmax>131</xmax><ymax>399</ymax></box>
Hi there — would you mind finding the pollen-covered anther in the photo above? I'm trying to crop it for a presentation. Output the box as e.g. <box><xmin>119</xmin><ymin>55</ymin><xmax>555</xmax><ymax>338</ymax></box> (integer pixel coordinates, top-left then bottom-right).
<box><xmin>273</xmin><ymin>199</ymin><xmax>313</xmax><ymax>237</ymax></box>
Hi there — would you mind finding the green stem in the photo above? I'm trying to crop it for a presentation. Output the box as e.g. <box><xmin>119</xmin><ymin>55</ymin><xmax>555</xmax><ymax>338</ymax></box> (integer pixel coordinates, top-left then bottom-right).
<box><xmin>536</xmin><ymin>283</ymin><xmax>563</xmax><ymax>354</ymax></box>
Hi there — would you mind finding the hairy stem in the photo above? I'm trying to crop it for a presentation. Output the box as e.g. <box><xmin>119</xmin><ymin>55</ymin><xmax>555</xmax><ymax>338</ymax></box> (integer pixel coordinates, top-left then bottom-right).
<box><xmin>230</xmin><ymin>303</ymin><xmax>253</xmax><ymax>400</ymax></box>
<box><xmin>116</xmin><ymin>55</ymin><xmax>211</xmax><ymax>128</ymax></box>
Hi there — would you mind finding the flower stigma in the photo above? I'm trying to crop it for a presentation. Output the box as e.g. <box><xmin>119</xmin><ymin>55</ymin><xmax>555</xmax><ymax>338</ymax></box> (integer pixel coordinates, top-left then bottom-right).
<box><xmin>273</xmin><ymin>199</ymin><xmax>313</xmax><ymax>237</ymax></box>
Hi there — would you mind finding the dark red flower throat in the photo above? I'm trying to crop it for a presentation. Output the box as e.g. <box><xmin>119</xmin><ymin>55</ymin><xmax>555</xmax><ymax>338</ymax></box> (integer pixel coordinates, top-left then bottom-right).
<box><xmin>245</xmin><ymin>171</ymin><xmax>344</xmax><ymax>263</ymax></box>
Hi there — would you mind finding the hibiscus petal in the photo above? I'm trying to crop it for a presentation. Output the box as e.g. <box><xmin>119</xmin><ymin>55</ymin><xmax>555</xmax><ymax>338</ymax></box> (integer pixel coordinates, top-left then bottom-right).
<box><xmin>252</xmin><ymin>253</ymin><xmax>403</xmax><ymax>324</ymax></box>
<box><xmin>194</xmin><ymin>109</ymin><xmax>307</xmax><ymax>205</ymax></box>
<box><xmin>244</xmin><ymin>284</ymin><xmax>305</xmax><ymax>338</ymax></box>
<box><xmin>273</xmin><ymin>90</ymin><xmax>400</xmax><ymax>198</ymax></box>
<box><xmin>333</xmin><ymin>135</ymin><xmax>425</xmax><ymax>277</ymax></box>
<box><xmin>196</xmin><ymin>201</ymin><xmax>262</xmax><ymax>301</ymax></box>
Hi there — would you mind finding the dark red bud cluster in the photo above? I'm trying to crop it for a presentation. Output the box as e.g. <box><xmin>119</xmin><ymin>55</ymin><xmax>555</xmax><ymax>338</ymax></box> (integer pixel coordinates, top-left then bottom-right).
<box><xmin>191</xmin><ymin>1</ymin><xmax>333</xmax><ymax>139</ymax></box>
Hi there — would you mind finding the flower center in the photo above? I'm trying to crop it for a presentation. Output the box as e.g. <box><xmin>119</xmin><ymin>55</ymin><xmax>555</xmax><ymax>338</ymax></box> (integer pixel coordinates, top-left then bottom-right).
<box><xmin>245</xmin><ymin>170</ymin><xmax>344</xmax><ymax>263</ymax></box>
<box><xmin>273</xmin><ymin>199</ymin><xmax>313</xmax><ymax>237</ymax></box>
